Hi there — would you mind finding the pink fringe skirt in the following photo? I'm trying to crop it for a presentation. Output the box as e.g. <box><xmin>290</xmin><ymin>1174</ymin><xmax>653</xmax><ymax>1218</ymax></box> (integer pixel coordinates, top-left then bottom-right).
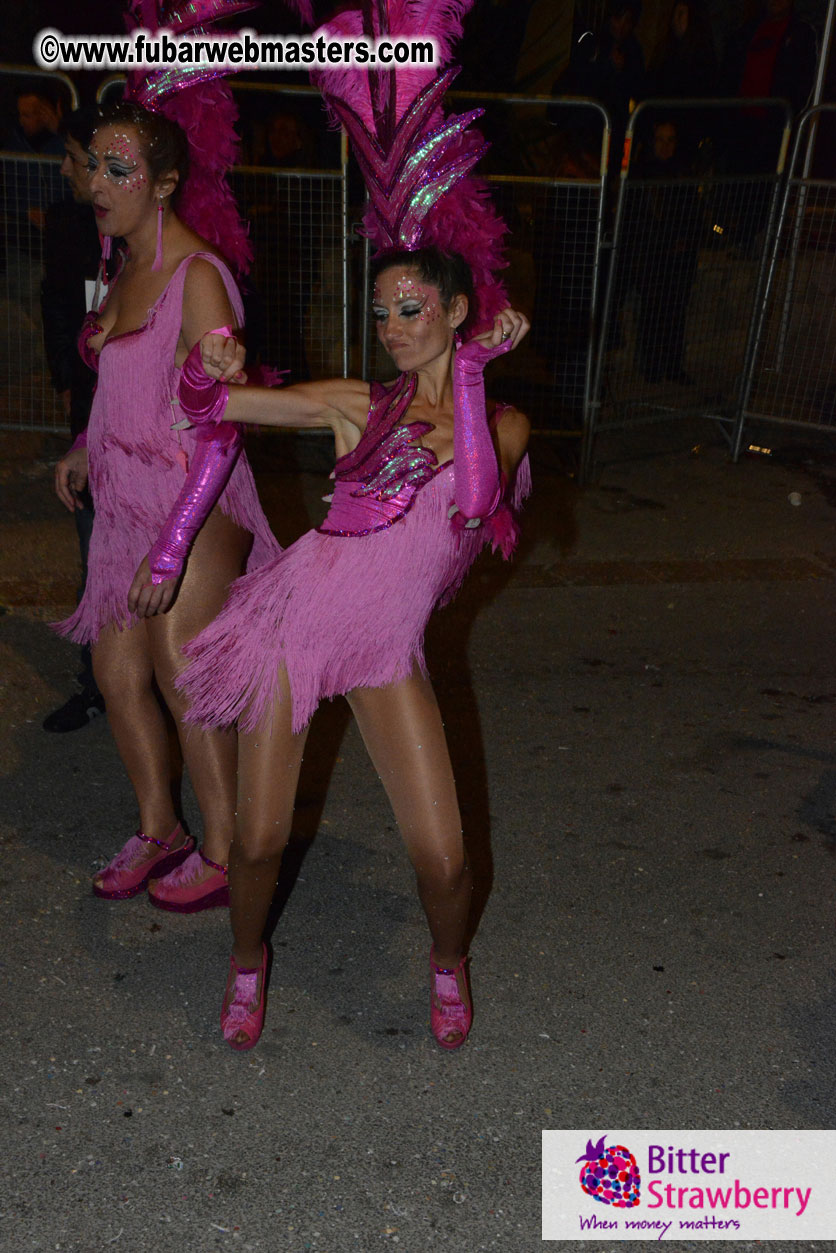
<box><xmin>179</xmin><ymin>467</ymin><xmax>482</xmax><ymax>735</ymax></box>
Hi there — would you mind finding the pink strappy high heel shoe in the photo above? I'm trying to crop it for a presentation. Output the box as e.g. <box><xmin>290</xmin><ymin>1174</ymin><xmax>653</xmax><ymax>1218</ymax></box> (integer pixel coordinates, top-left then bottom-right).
<box><xmin>92</xmin><ymin>825</ymin><xmax>194</xmax><ymax>900</ymax></box>
<box><xmin>221</xmin><ymin>943</ymin><xmax>268</xmax><ymax>1051</ymax></box>
<box><xmin>430</xmin><ymin>949</ymin><xmax>472</xmax><ymax>1050</ymax></box>
<box><xmin>148</xmin><ymin>847</ymin><xmax>229</xmax><ymax>912</ymax></box>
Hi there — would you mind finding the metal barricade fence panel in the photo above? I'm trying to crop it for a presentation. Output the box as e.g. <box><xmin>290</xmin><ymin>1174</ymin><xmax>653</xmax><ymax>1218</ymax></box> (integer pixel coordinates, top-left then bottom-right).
<box><xmin>0</xmin><ymin>151</ymin><xmax>67</xmax><ymax>431</ymax></box>
<box><xmin>583</xmin><ymin>98</ymin><xmax>792</xmax><ymax>480</ymax></box>
<box><xmin>229</xmin><ymin>166</ymin><xmax>345</xmax><ymax>382</ymax></box>
<box><xmin>736</xmin><ymin>104</ymin><xmax>836</xmax><ymax>447</ymax></box>
<box><xmin>4</xmin><ymin>74</ymin><xmax>830</xmax><ymax>470</ymax></box>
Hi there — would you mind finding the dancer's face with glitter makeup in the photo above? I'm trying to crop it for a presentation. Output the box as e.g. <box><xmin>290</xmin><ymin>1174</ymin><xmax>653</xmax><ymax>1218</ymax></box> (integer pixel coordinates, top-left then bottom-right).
<box><xmin>86</xmin><ymin>123</ymin><xmax>172</xmax><ymax>239</ymax></box>
<box><xmin>372</xmin><ymin>266</ymin><xmax>466</xmax><ymax>370</ymax></box>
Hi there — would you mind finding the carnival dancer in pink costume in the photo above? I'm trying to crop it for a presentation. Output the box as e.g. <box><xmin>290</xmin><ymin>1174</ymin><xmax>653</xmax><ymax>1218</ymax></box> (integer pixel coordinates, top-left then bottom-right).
<box><xmin>53</xmin><ymin>0</ymin><xmax>279</xmax><ymax>913</ymax></box>
<box><xmin>175</xmin><ymin>0</ymin><xmax>532</xmax><ymax>1052</ymax></box>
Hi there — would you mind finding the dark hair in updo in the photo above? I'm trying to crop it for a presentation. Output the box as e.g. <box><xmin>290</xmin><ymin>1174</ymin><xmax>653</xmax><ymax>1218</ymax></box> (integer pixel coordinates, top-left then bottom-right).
<box><xmin>97</xmin><ymin>100</ymin><xmax>189</xmax><ymax>205</ymax></box>
<box><xmin>371</xmin><ymin>246</ymin><xmax>474</xmax><ymax>325</ymax></box>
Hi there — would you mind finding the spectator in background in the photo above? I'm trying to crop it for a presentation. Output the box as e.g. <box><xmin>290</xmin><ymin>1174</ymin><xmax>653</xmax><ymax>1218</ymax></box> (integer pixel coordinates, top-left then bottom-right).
<box><xmin>551</xmin><ymin>0</ymin><xmax>647</xmax><ymax>181</ymax></box>
<box><xmin>625</xmin><ymin>119</ymin><xmax>703</xmax><ymax>384</ymax></box>
<box><xmin>3</xmin><ymin>85</ymin><xmax>67</xmax><ymax>235</ymax></box>
<box><xmin>457</xmin><ymin>0</ymin><xmax>534</xmax><ymax>93</ymax></box>
<box><xmin>649</xmin><ymin>2</ymin><xmax>718</xmax><ymax>99</ymax></box>
<box><xmin>259</xmin><ymin>107</ymin><xmax>316</xmax><ymax>169</ymax></box>
<box><xmin>41</xmin><ymin>106</ymin><xmax>109</xmax><ymax>732</ymax></box>
<box><xmin>11</xmin><ymin>85</ymin><xmax>65</xmax><ymax>157</ymax></box>
<box><xmin>648</xmin><ymin>2</ymin><xmax>718</xmax><ymax>162</ymax></box>
<box><xmin>722</xmin><ymin>0</ymin><xmax>817</xmax><ymax>121</ymax></box>
<box><xmin>2</xmin><ymin>83</ymin><xmax>69</xmax><ymax>402</ymax></box>
<box><xmin>718</xmin><ymin>0</ymin><xmax>816</xmax><ymax>241</ymax></box>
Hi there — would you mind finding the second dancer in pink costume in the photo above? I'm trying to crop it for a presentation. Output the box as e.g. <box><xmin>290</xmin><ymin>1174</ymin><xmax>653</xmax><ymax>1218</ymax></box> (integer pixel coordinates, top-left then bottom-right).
<box><xmin>54</xmin><ymin>1</ymin><xmax>279</xmax><ymax>912</ymax></box>
<box><xmin>176</xmin><ymin>0</ymin><xmax>533</xmax><ymax>1052</ymax></box>
<box><xmin>178</xmin><ymin>247</ymin><xmax>530</xmax><ymax>1053</ymax></box>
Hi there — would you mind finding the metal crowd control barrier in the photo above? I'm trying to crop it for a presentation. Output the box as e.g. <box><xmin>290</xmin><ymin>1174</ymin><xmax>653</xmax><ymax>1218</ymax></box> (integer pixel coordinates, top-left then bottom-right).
<box><xmin>582</xmin><ymin>97</ymin><xmax>792</xmax><ymax>481</ymax></box>
<box><xmin>733</xmin><ymin>103</ymin><xmax>836</xmax><ymax>455</ymax></box>
<box><xmin>0</xmin><ymin>63</ymin><xmax>78</xmax><ymax>112</ymax></box>
<box><xmin>360</xmin><ymin>92</ymin><xmax>611</xmax><ymax>437</ymax></box>
<box><xmin>0</xmin><ymin>150</ymin><xmax>66</xmax><ymax>430</ymax></box>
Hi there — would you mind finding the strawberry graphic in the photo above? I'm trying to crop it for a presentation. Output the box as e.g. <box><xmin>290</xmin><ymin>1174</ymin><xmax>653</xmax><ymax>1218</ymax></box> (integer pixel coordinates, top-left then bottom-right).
<box><xmin>577</xmin><ymin>1135</ymin><xmax>641</xmax><ymax>1208</ymax></box>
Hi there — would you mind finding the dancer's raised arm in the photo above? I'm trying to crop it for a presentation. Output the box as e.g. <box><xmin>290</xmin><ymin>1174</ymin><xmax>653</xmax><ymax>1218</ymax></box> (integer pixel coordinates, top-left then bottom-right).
<box><xmin>177</xmin><ymin>332</ymin><xmax>370</xmax><ymax>440</ymax></box>
<box><xmin>451</xmin><ymin>307</ymin><xmax>529</xmax><ymax>525</ymax></box>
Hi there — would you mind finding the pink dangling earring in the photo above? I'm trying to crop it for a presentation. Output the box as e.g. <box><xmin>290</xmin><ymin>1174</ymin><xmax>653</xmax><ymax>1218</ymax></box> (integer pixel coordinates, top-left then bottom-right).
<box><xmin>454</xmin><ymin>331</ymin><xmax>462</xmax><ymax>350</ymax></box>
<box><xmin>152</xmin><ymin>196</ymin><xmax>164</xmax><ymax>272</ymax></box>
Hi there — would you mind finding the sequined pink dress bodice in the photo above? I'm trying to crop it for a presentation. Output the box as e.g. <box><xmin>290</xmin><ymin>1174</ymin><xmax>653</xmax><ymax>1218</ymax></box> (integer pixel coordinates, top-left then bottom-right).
<box><xmin>58</xmin><ymin>253</ymin><xmax>279</xmax><ymax>644</ymax></box>
<box><xmin>319</xmin><ymin>374</ymin><xmax>440</xmax><ymax>535</ymax></box>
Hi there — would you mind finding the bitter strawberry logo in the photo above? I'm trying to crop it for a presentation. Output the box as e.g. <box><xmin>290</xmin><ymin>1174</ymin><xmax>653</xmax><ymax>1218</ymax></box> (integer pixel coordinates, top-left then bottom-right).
<box><xmin>577</xmin><ymin>1135</ymin><xmax>641</xmax><ymax>1208</ymax></box>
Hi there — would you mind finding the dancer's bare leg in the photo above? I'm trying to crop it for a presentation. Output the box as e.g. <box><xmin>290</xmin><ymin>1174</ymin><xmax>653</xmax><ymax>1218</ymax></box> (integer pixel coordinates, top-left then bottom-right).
<box><xmin>231</xmin><ymin>666</ymin><xmax>309</xmax><ymax>971</ymax></box>
<box><xmin>347</xmin><ymin>668</ymin><xmax>473</xmax><ymax>969</ymax></box>
<box><xmin>91</xmin><ymin>621</ymin><xmax>186</xmax><ymax>893</ymax></box>
<box><xmin>149</xmin><ymin>508</ymin><xmax>251</xmax><ymax>867</ymax></box>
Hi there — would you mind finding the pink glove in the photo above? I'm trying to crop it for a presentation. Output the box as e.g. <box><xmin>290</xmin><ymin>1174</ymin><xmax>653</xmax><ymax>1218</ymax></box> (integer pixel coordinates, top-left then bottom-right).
<box><xmin>147</xmin><ymin>423</ymin><xmax>241</xmax><ymax>584</ymax></box>
<box><xmin>176</xmin><ymin>325</ymin><xmax>235</xmax><ymax>426</ymax></box>
<box><xmin>451</xmin><ymin>335</ymin><xmax>513</xmax><ymax>525</ymax></box>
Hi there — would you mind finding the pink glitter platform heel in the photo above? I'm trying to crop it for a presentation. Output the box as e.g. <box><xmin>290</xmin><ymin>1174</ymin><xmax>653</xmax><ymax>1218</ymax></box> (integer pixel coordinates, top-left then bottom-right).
<box><xmin>430</xmin><ymin>949</ymin><xmax>472</xmax><ymax>1050</ymax></box>
<box><xmin>221</xmin><ymin>943</ymin><xmax>268</xmax><ymax>1051</ymax></box>
<box><xmin>148</xmin><ymin>847</ymin><xmax>229</xmax><ymax>913</ymax></box>
<box><xmin>92</xmin><ymin>824</ymin><xmax>194</xmax><ymax>900</ymax></box>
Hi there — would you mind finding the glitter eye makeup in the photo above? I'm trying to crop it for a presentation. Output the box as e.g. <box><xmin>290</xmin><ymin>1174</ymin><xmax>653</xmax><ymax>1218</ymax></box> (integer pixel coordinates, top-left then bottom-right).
<box><xmin>406</xmin><ymin>293</ymin><xmax>441</xmax><ymax>324</ymax></box>
<box><xmin>90</xmin><ymin>129</ymin><xmax>148</xmax><ymax>192</ymax></box>
<box><xmin>373</xmin><ymin>274</ymin><xmax>442</xmax><ymax>325</ymax></box>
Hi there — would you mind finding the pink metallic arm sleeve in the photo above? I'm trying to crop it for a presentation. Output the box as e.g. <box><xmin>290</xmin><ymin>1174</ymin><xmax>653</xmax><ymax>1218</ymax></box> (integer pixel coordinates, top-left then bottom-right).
<box><xmin>451</xmin><ymin>337</ymin><xmax>513</xmax><ymax>525</ymax></box>
<box><xmin>70</xmin><ymin>429</ymin><xmax>87</xmax><ymax>452</ymax></box>
<box><xmin>147</xmin><ymin>423</ymin><xmax>242</xmax><ymax>584</ymax></box>
<box><xmin>176</xmin><ymin>326</ymin><xmax>234</xmax><ymax>426</ymax></box>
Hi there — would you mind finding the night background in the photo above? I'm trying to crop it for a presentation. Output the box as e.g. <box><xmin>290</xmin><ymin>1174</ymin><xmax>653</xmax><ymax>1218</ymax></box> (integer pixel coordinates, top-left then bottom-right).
<box><xmin>2</xmin><ymin>2</ymin><xmax>836</xmax><ymax>1250</ymax></box>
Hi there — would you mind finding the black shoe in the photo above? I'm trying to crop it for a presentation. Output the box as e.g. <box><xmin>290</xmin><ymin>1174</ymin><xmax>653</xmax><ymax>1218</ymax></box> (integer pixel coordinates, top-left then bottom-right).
<box><xmin>42</xmin><ymin>690</ymin><xmax>105</xmax><ymax>733</ymax></box>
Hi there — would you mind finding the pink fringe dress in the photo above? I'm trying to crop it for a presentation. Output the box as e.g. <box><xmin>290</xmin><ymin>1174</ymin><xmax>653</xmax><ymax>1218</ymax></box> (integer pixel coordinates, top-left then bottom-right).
<box><xmin>57</xmin><ymin>253</ymin><xmax>279</xmax><ymax>644</ymax></box>
<box><xmin>179</xmin><ymin>371</ymin><xmax>531</xmax><ymax>735</ymax></box>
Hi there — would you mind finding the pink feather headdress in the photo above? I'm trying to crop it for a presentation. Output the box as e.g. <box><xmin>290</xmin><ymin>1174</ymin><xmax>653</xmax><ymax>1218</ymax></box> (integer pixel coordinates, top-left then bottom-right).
<box><xmin>289</xmin><ymin>0</ymin><xmax>508</xmax><ymax>334</ymax></box>
<box><xmin>121</xmin><ymin>0</ymin><xmax>255</xmax><ymax>275</ymax></box>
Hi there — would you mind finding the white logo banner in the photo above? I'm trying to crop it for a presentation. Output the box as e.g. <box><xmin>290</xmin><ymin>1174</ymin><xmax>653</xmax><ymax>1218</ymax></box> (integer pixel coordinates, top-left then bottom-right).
<box><xmin>543</xmin><ymin>1130</ymin><xmax>836</xmax><ymax>1241</ymax></box>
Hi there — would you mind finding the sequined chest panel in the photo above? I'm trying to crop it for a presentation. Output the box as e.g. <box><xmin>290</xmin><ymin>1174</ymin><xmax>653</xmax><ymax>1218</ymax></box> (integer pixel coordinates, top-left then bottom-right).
<box><xmin>318</xmin><ymin>374</ymin><xmax>444</xmax><ymax>537</ymax></box>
